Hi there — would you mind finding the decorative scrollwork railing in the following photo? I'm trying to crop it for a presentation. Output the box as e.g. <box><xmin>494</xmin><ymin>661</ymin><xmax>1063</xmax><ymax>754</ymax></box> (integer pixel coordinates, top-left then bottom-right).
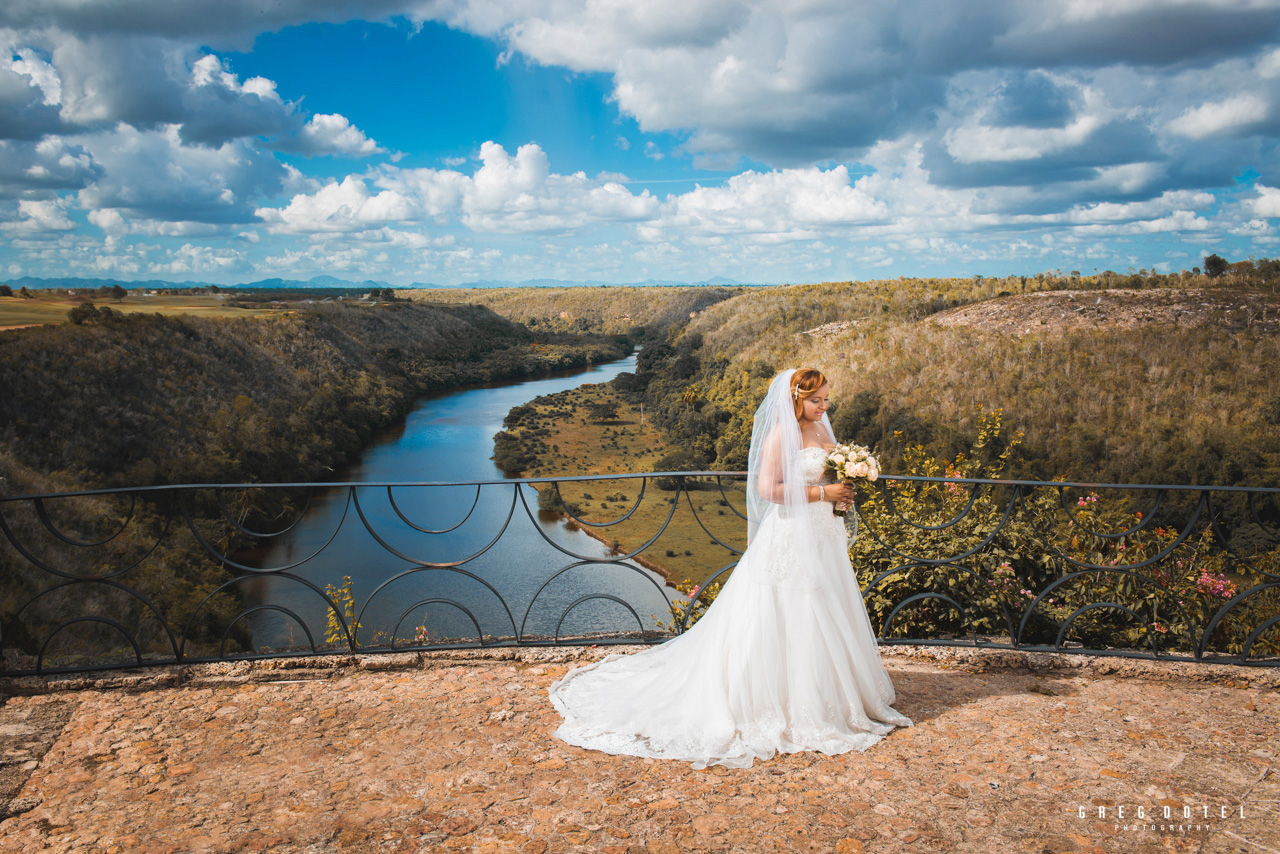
<box><xmin>1</xmin><ymin>473</ymin><xmax>1277</xmax><ymax>676</ymax></box>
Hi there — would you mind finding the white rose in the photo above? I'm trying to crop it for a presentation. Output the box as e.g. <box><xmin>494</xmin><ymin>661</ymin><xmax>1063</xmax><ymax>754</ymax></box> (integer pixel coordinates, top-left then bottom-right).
<box><xmin>831</xmin><ymin>453</ymin><xmax>845</xmax><ymax>465</ymax></box>
<box><xmin>853</xmin><ymin>461</ymin><xmax>870</xmax><ymax>478</ymax></box>
<box><xmin>844</xmin><ymin>462</ymin><xmax>857</xmax><ymax>478</ymax></box>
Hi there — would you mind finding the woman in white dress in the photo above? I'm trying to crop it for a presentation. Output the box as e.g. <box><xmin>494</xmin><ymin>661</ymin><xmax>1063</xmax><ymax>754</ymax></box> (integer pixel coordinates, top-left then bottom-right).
<box><xmin>548</xmin><ymin>368</ymin><xmax>911</xmax><ymax>769</ymax></box>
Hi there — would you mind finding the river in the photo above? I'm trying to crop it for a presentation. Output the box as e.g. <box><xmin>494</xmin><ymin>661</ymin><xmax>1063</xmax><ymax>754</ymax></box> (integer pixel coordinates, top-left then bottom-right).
<box><xmin>238</xmin><ymin>354</ymin><xmax>678</xmax><ymax>650</ymax></box>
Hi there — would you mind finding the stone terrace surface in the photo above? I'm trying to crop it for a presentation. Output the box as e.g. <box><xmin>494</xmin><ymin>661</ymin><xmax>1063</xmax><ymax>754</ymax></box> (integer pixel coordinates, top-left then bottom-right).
<box><xmin>0</xmin><ymin>647</ymin><xmax>1276</xmax><ymax>854</ymax></box>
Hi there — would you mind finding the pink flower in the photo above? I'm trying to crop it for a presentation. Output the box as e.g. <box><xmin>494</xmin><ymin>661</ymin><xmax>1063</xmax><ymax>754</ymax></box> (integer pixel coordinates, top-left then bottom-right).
<box><xmin>688</xmin><ymin>586</ymin><xmax>700</xmax><ymax>599</ymax></box>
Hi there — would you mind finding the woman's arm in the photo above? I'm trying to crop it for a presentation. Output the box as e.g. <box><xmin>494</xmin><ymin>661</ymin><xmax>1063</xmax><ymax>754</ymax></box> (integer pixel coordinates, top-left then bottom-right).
<box><xmin>756</xmin><ymin>429</ymin><xmax>853</xmax><ymax>505</ymax></box>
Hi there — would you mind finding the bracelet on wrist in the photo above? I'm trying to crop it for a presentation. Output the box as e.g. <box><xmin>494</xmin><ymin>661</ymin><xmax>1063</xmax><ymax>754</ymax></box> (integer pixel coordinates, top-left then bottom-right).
<box><xmin>818</xmin><ymin>484</ymin><xmax>825</xmax><ymax>502</ymax></box>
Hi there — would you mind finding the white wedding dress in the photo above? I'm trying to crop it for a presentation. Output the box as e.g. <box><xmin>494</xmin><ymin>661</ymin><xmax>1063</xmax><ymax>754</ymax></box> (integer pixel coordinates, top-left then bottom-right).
<box><xmin>548</xmin><ymin>447</ymin><xmax>911</xmax><ymax>769</ymax></box>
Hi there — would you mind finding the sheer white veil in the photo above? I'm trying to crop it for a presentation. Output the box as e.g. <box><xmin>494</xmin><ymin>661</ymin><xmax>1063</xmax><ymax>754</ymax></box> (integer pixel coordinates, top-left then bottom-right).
<box><xmin>745</xmin><ymin>369</ymin><xmax>835</xmax><ymax>544</ymax></box>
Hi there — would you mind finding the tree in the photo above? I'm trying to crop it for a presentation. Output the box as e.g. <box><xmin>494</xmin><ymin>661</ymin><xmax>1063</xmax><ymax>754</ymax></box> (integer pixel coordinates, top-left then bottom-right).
<box><xmin>588</xmin><ymin>401</ymin><xmax>619</xmax><ymax>422</ymax></box>
<box><xmin>18</xmin><ymin>286</ymin><xmax>32</xmax><ymax>298</ymax></box>
<box><xmin>67</xmin><ymin>300</ymin><xmax>100</xmax><ymax>325</ymax></box>
<box><xmin>0</xmin><ymin>284</ymin><xmax>12</xmax><ymax>297</ymax></box>
<box><xmin>111</xmin><ymin>284</ymin><xmax>127</xmax><ymax>301</ymax></box>
<box><xmin>1203</xmin><ymin>253</ymin><xmax>1228</xmax><ymax>277</ymax></box>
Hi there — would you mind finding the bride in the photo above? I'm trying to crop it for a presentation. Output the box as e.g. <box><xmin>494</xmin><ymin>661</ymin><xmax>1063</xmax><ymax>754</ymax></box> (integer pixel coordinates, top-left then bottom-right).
<box><xmin>548</xmin><ymin>368</ymin><xmax>911</xmax><ymax>768</ymax></box>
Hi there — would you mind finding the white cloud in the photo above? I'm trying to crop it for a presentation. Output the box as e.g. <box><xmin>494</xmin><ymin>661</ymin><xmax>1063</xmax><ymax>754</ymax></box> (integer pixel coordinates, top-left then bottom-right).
<box><xmin>257</xmin><ymin>175</ymin><xmax>414</xmax><ymax>233</ymax></box>
<box><xmin>263</xmin><ymin>142</ymin><xmax>660</xmax><ymax>235</ymax></box>
<box><xmin>11</xmin><ymin>49</ymin><xmax>61</xmax><ymax>105</ymax></box>
<box><xmin>0</xmin><ymin>137</ymin><xmax>100</xmax><ymax>194</ymax></box>
<box><xmin>75</xmin><ymin>124</ymin><xmax>288</xmax><ymax>224</ymax></box>
<box><xmin>944</xmin><ymin>114</ymin><xmax>1106</xmax><ymax>164</ymax></box>
<box><xmin>651</xmin><ymin>165</ymin><xmax>888</xmax><ymax>239</ymax></box>
<box><xmin>1252</xmin><ymin>184</ymin><xmax>1280</xmax><ymax>218</ymax></box>
<box><xmin>149</xmin><ymin>241</ymin><xmax>246</xmax><ymax>273</ymax></box>
<box><xmin>287</xmin><ymin>113</ymin><xmax>384</xmax><ymax>157</ymax></box>
<box><xmin>0</xmin><ymin>198</ymin><xmax>76</xmax><ymax>234</ymax></box>
<box><xmin>1167</xmin><ymin>94</ymin><xmax>1270</xmax><ymax>139</ymax></box>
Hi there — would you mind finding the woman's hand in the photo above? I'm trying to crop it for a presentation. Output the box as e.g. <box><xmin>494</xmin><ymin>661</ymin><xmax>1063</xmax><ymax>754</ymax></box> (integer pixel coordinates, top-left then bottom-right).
<box><xmin>824</xmin><ymin>481</ymin><xmax>854</xmax><ymax>505</ymax></box>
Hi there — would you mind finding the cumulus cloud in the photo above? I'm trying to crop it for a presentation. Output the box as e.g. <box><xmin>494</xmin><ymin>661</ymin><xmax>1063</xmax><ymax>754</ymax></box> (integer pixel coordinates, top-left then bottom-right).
<box><xmin>76</xmin><ymin>124</ymin><xmax>288</xmax><ymax>224</ymax></box>
<box><xmin>648</xmin><ymin>166</ymin><xmax>888</xmax><ymax>240</ymax></box>
<box><xmin>283</xmin><ymin>113</ymin><xmax>385</xmax><ymax>157</ymax></box>
<box><xmin>256</xmin><ymin>175</ymin><xmax>415</xmax><ymax>233</ymax></box>
<box><xmin>0</xmin><ymin>137</ymin><xmax>101</xmax><ymax>195</ymax></box>
<box><xmin>1253</xmin><ymin>184</ymin><xmax>1280</xmax><ymax>218</ymax></box>
<box><xmin>1167</xmin><ymin>94</ymin><xmax>1271</xmax><ymax>139</ymax></box>
<box><xmin>260</xmin><ymin>142</ymin><xmax>660</xmax><ymax>235</ymax></box>
<box><xmin>0</xmin><ymin>198</ymin><xmax>76</xmax><ymax>234</ymax></box>
<box><xmin>177</xmin><ymin>54</ymin><xmax>300</xmax><ymax>146</ymax></box>
<box><xmin>0</xmin><ymin>52</ymin><xmax>66</xmax><ymax>140</ymax></box>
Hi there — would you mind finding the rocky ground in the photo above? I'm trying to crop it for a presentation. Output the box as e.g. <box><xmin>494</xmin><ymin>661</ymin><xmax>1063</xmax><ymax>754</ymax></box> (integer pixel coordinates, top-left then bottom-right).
<box><xmin>929</xmin><ymin>288</ymin><xmax>1280</xmax><ymax>336</ymax></box>
<box><xmin>0</xmin><ymin>646</ymin><xmax>1276</xmax><ymax>854</ymax></box>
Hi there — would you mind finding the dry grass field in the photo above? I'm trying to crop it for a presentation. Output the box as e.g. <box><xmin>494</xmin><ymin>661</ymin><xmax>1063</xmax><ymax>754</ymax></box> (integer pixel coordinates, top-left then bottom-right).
<box><xmin>0</xmin><ymin>293</ymin><xmax>280</xmax><ymax>330</ymax></box>
<box><xmin>508</xmin><ymin>383</ymin><xmax>747</xmax><ymax>586</ymax></box>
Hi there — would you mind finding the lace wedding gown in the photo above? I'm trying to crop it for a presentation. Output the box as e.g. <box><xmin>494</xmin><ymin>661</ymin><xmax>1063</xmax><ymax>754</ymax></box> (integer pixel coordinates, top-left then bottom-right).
<box><xmin>549</xmin><ymin>447</ymin><xmax>911</xmax><ymax>769</ymax></box>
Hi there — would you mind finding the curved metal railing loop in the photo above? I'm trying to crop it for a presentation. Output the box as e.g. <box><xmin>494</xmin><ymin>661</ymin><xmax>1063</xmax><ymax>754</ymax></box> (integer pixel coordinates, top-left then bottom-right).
<box><xmin>520</xmin><ymin>558</ymin><xmax>672</xmax><ymax>640</ymax></box>
<box><xmin>179</xmin><ymin>571</ymin><xmax>357</xmax><ymax>658</ymax></box>
<box><xmin>1052</xmin><ymin>602</ymin><xmax>1165</xmax><ymax>656</ymax></box>
<box><xmin>388</xmin><ymin>483</ymin><xmax>482</xmax><ymax>534</ymax></box>
<box><xmin>1040</xmin><ymin>490</ymin><xmax>1206</xmax><ymax>573</ymax></box>
<box><xmin>549</xmin><ymin>475</ymin><xmax>649</xmax><ymax>528</ymax></box>
<box><xmin>180</xmin><ymin>486</ymin><xmax>354</xmax><ymax>574</ymax></box>
<box><xmin>214</xmin><ymin>485</ymin><xmax>316</xmax><ymax>539</ymax></box>
<box><xmin>880</xmin><ymin>592</ymin><xmax>971</xmax><ymax>642</ymax></box>
<box><xmin>354</xmin><ymin>563</ymin><xmax>521</xmax><ymax>645</ymax></box>
<box><xmin>877</xmin><ymin>476</ymin><xmax>987</xmax><ymax>532</ymax></box>
<box><xmin>681</xmin><ymin>483</ymin><xmax>746</xmax><ymax>556</ymax></box>
<box><xmin>0</xmin><ymin>492</ymin><xmax>174</xmax><ymax>581</ymax></box>
<box><xmin>714</xmin><ymin>475</ymin><xmax>749</xmax><ymax>521</ymax></box>
<box><xmin>1241</xmin><ymin>614</ymin><xmax>1280</xmax><ymax>661</ymax></box>
<box><xmin>219</xmin><ymin>605</ymin><xmax>317</xmax><ymax>658</ymax></box>
<box><xmin>387</xmin><ymin>599</ymin><xmax>485</xmax><ymax>649</ymax></box>
<box><xmin>515</xmin><ymin>478</ymin><xmax>681</xmax><ymax>563</ymax></box>
<box><xmin>38</xmin><ymin>616</ymin><xmax>143</xmax><ymax>673</ymax></box>
<box><xmin>862</xmin><ymin>560</ymin><xmax>1018</xmax><ymax>641</ymax></box>
<box><xmin>1055</xmin><ymin>484</ymin><xmax>1164</xmax><ymax>540</ymax></box>
<box><xmin>853</xmin><ymin>481</ymin><xmax>1022</xmax><ymax>566</ymax></box>
<box><xmin>9</xmin><ymin>576</ymin><xmax>181</xmax><ymax>667</ymax></box>
<box><xmin>35</xmin><ymin>493</ymin><xmax>137</xmax><ymax>547</ymax></box>
<box><xmin>554</xmin><ymin>594</ymin><xmax>649</xmax><ymax>643</ymax></box>
<box><xmin>1197</xmin><ymin>580</ymin><xmax>1280</xmax><ymax>660</ymax></box>
<box><xmin>352</xmin><ymin>482</ymin><xmax>519</xmax><ymax>568</ymax></box>
<box><xmin>1013</xmin><ymin>568</ymin><xmax>1197</xmax><ymax>653</ymax></box>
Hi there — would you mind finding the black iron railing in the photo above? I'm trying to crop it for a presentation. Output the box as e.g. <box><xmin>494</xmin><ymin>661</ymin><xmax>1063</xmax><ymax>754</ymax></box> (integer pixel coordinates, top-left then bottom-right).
<box><xmin>1</xmin><ymin>473</ymin><xmax>1278</xmax><ymax>676</ymax></box>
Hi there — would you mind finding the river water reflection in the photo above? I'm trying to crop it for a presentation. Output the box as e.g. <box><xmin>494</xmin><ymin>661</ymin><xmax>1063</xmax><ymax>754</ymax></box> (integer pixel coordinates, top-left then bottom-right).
<box><xmin>238</xmin><ymin>354</ymin><xmax>676</xmax><ymax>650</ymax></box>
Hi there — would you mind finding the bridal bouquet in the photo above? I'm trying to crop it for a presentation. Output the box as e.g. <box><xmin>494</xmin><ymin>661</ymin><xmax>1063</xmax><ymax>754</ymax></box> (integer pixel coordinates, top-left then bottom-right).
<box><xmin>824</xmin><ymin>443</ymin><xmax>879</xmax><ymax>517</ymax></box>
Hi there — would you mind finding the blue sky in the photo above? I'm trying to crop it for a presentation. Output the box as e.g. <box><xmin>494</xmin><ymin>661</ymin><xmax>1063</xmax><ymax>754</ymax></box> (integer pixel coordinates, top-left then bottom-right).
<box><xmin>2</xmin><ymin>1</ymin><xmax>1279</xmax><ymax>285</ymax></box>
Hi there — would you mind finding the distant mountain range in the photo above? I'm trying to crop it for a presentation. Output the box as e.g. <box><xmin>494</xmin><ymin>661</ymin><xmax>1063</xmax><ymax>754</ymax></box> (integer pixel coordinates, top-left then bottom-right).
<box><xmin>7</xmin><ymin>274</ymin><xmax>760</xmax><ymax>290</ymax></box>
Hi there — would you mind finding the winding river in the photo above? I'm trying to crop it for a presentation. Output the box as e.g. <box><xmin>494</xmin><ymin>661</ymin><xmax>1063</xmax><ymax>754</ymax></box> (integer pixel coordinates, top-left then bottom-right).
<box><xmin>239</xmin><ymin>354</ymin><xmax>677</xmax><ymax>649</ymax></box>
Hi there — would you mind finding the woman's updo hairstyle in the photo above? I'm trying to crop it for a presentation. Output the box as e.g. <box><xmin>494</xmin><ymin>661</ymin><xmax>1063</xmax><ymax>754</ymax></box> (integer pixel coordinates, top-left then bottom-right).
<box><xmin>790</xmin><ymin>368</ymin><xmax>827</xmax><ymax>420</ymax></box>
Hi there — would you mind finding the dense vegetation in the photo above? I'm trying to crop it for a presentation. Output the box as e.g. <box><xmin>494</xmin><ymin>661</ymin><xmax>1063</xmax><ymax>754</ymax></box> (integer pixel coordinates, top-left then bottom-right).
<box><xmin>402</xmin><ymin>285</ymin><xmax>742</xmax><ymax>336</ymax></box>
<box><xmin>623</xmin><ymin>265</ymin><xmax>1280</xmax><ymax>488</ymax></box>
<box><xmin>0</xmin><ymin>299</ymin><xmax>625</xmax><ymax>666</ymax></box>
<box><xmin>1</xmin><ymin>300</ymin><xmax>625</xmax><ymax>491</ymax></box>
